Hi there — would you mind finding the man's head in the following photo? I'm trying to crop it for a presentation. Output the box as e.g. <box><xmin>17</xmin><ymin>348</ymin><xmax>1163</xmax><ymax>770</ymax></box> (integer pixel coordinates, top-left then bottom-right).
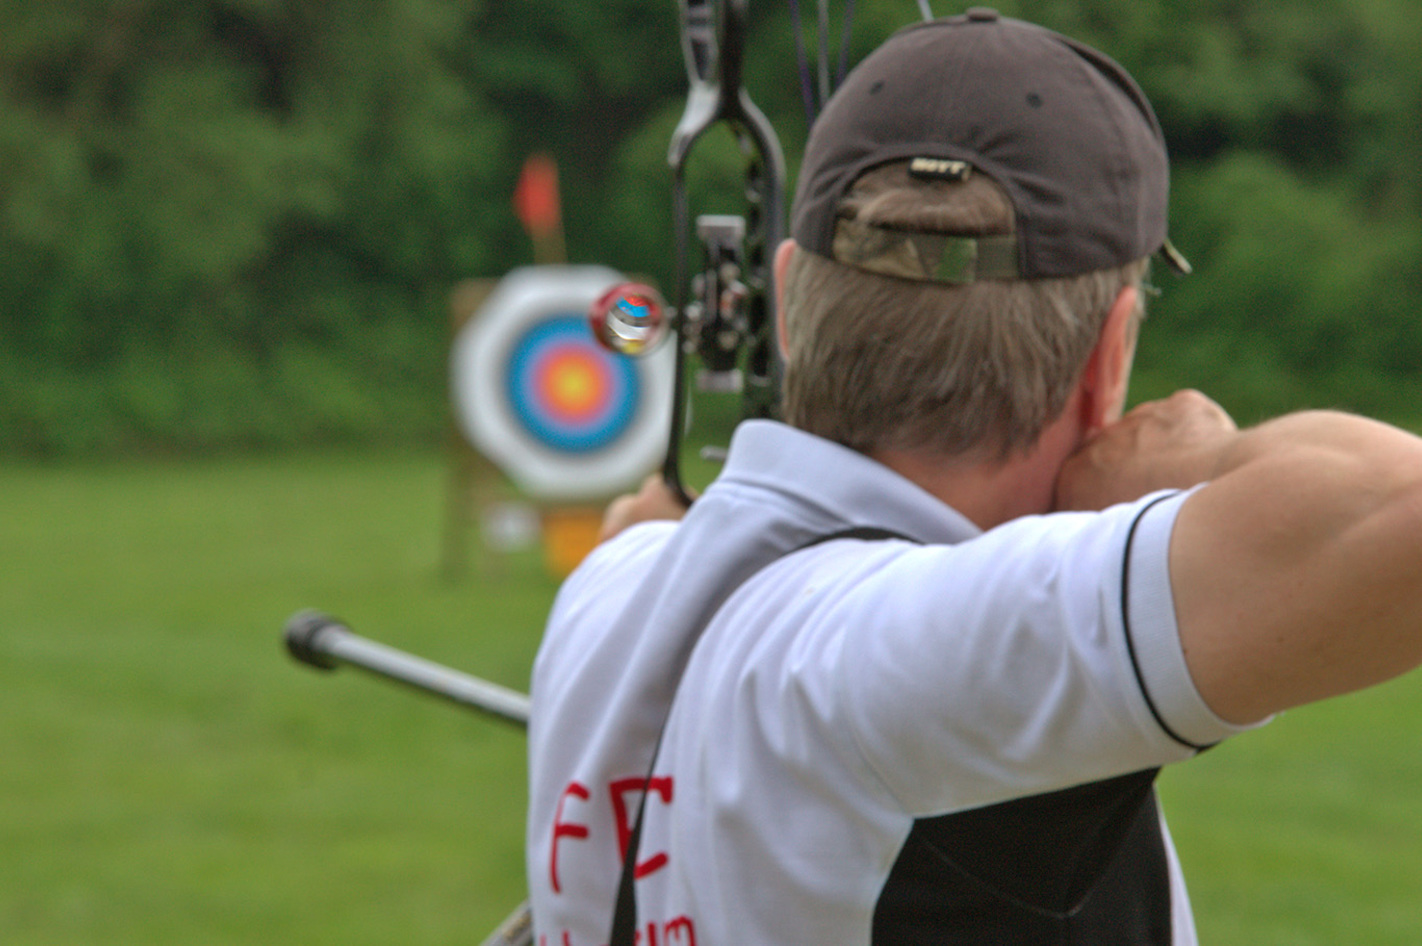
<box><xmin>780</xmin><ymin>9</ymin><xmax>1184</xmax><ymax>458</ymax></box>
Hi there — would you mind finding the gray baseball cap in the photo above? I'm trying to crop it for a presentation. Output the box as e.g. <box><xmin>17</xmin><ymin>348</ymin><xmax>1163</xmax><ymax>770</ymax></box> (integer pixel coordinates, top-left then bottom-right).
<box><xmin>790</xmin><ymin>8</ymin><xmax>1191</xmax><ymax>282</ymax></box>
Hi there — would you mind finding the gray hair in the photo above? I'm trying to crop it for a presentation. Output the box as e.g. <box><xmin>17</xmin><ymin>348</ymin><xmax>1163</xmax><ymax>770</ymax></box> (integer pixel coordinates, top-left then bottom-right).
<box><xmin>781</xmin><ymin>162</ymin><xmax>1148</xmax><ymax>458</ymax></box>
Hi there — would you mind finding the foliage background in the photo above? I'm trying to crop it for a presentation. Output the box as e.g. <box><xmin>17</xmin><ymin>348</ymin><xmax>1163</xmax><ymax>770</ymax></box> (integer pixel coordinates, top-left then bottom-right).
<box><xmin>2</xmin><ymin>0</ymin><xmax>1419</xmax><ymax>456</ymax></box>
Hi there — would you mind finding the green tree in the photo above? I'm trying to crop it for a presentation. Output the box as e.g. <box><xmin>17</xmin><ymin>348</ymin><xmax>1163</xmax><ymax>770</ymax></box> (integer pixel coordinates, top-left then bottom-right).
<box><xmin>0</xmin><ymin>0</ymin><xmax>1418</xmax><ymax>454</ymax></box>
<box><xmin>0</xmin><ymin>0</ymin><xmax>509</xmax><ymax>452</ymax></box>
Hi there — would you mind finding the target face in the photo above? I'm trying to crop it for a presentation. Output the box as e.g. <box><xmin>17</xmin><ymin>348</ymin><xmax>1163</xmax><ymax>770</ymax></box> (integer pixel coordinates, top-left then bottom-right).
<box><xmin>452</xmin><ymin>266</ymin><xmax>674</xmax><ymax>501</ymax></box>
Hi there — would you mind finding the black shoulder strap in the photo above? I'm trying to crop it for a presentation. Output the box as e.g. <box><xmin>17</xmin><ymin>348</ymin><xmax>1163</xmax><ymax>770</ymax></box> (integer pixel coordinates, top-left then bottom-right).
<box><xmin>609</xmin><ymin>525</ymin><xmax>916</xmax><ymax>944</ymax></box>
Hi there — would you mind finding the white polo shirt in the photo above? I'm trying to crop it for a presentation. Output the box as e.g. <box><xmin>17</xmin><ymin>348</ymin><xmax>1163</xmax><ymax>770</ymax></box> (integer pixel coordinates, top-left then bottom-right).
<box><xmin>526</xmin><ymin>420</ymin><xmax>1253</xmax><ymax>945</ymax></box>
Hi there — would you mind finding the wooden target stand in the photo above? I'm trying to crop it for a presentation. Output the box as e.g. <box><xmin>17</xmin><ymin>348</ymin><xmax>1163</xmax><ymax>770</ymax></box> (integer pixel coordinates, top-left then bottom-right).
<box><xmin>442</xmin><ymin>277</ymin><xmax>524</xmax><ymax>581</ymax></box>
<box><xmin>441</xmin><ymin>271</ymin><xmax>673</xmax><ymax>581</ymax></box>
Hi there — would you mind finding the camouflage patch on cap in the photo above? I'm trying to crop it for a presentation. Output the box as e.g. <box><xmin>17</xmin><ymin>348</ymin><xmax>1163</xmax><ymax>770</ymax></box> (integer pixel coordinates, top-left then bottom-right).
<box><xmin>831</xmin><ymin>217</ymin><xmax>1021</xmax><ymax>283</ymax></box>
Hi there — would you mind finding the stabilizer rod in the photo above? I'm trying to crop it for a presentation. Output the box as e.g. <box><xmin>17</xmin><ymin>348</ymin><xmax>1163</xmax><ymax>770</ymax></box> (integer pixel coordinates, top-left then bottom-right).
<box><xmin>283</xmin><ymin>610</ymin><xmax>531</xmax><ymax>728</ymax></box>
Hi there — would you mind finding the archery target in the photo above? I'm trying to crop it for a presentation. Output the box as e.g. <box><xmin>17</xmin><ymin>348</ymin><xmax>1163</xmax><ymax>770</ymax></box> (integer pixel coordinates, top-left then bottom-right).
<box><xmin>452</xmin><ymin>266</ymin><xmax>674</xmax><ymax>501</ymax></box>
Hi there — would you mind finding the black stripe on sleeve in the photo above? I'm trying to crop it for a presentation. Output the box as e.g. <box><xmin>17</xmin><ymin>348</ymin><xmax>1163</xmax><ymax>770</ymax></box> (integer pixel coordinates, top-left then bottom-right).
<box><xmin>1120</xmin><ymin>493</ymin><xmax>1215</xmax><ymax>752</ymax></box>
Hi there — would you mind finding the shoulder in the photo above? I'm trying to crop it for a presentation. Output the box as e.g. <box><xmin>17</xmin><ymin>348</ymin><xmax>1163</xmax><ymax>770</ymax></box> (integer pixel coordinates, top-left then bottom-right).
<box><xmin>540</xmin><ymin>520</ymin><xmax>678</xmax><ymax>655</ymax></box>
<box><xmin>557</xmin><ymin>520</ymin><xmax>678</xmax><ymax>600</ymax></box>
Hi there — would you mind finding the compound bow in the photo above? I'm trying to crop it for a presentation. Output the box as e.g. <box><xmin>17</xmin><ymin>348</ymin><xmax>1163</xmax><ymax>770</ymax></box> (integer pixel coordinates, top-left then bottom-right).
<box><xmin>590</xmin><ymin>0</ymin><xmax>786</xmax><ymax>505</ymax></box>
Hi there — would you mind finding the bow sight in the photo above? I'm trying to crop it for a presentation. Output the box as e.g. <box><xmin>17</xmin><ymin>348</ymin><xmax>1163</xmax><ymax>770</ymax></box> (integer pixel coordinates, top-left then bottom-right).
<box><xmin>589</xmin><ymin>0</ymin><xmax>786</xmax><ymax>506</ymax></box>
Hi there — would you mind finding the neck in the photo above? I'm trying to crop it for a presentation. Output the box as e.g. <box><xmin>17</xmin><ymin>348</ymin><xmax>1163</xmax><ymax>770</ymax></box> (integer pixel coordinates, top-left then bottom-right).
<box><xmin>869</xmin><ymin>396</ymin><xmax>1085</xmax><ymax>531</ymax></box>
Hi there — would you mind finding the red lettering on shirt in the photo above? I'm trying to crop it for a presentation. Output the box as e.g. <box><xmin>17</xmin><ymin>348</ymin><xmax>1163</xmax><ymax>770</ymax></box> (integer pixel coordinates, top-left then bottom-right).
<box><xmin>609</xmin><ymin>775</ymin><xmax>674</xmax><ymax>878</ymax></box>
<box><xmin>550</xmin><ymin>781</ymin><xmax>591</xmax><ymax>893</ymax></box>
<box><xmin>634</xmin><ymin>917</ymin><xmax>697</xmax><ymax>945</ymax></box>
<box><xmin>542</xmin><ymin>916</ymin><xmax>695</xmax><ymax>945</ymax></box>
<box><xmin>663</xmin><ymin>915</ymin><xmax>696</xmax><ymax>945</ymax></box>
<box><xmin>537</xmin><ymin>935</ymin><xmax>574</xmax><ymax>946</ymax></box>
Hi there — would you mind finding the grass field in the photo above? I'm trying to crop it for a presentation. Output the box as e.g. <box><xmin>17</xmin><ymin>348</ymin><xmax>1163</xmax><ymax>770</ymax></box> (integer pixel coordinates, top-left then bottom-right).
<box><xmin>2</xmin><ymin>448</ymin><xmax>1420</xmax><ymax>943</ymax></box>
<box><xmin>0</xmin><ymin>450</ymin><xmax>548</xmax><ymax>944</ymax></box>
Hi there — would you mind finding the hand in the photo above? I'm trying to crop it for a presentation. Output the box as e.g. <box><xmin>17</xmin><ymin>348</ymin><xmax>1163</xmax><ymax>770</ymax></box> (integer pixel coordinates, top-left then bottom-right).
<box><xmin>1055</xmin><ymin>390</ymin><xmax>1238</xmax><ymax>511</ymax></box>
<box><xmin>598</xmin><ymin>474</ymin><xmax>693</xmax><ymax>542</ymax></box>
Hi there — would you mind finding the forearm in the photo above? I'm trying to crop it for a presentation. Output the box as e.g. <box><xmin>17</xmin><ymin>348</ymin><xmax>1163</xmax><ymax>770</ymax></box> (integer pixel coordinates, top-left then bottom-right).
<box><xmin>1211</xmin><ymin>409</ymin><xmax>1422</xmax><ymax>489</ymax></box>
<box><xmin>1171</xmin><ymin>410</ymin><xmax>1422</xmax><ymax>723</ymax></box>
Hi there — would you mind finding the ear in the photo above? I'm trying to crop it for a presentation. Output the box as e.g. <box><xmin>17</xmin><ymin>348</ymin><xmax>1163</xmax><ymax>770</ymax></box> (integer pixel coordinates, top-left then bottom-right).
<box><xmin>1078</xmin><ymin>285</ymin><xmax>1140</xmax><ymax>434</ymax></box>
<box><xmin>773</xmin><ymin>239</ymin><xmax>797</xmax><ymax>357</ymax></box>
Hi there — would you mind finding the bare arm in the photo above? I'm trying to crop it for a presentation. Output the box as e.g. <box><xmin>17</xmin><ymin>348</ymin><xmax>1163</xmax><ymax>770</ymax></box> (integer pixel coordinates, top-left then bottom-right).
<box><xmin>1058</xmin><ymin>391</ymin><xmax>1422</xmax><ymax>725</ymax></box>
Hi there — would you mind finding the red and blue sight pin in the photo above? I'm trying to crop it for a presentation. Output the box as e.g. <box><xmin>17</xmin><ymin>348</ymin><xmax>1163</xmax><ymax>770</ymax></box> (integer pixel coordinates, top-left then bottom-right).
<box><xmin>589</xmin><ymin>283</ymin><xmax>669</xmax><ymax>357</ymax></box>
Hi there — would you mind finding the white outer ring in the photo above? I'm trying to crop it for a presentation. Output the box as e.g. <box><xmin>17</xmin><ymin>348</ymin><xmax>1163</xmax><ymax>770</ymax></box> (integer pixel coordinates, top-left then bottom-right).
<box><xmin>451</xmin><ymin>265</ymin><xmax>674</xmax><ymax>502</ymax></box>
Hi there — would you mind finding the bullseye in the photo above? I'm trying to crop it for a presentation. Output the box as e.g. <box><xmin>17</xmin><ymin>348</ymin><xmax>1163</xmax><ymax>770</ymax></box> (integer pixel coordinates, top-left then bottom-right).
<box><xmin>544</xmin><ymin>351</ymin><xmax>602</xmax><ymax>417</ymax></box>
<box><xmin>507</xmin><ymin>318</ymin><xmax>639</xmax><ymax>453</ymax></box>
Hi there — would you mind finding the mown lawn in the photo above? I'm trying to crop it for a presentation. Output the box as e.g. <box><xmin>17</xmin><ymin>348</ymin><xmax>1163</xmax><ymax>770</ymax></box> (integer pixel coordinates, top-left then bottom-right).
<box><xmin>0</xmin><ymin>450</ymin><xmax>551</xmax><ymax>944</ymax></box>
<box><xmin>0</xmin><ymin>448</ymin><xmax>1419</xmax><ymax>943</ymax></box>
<box><xmin>1161</xmin><ymin>678</ymin><xmax>1422</xmax><ymax>944</ymax></box>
